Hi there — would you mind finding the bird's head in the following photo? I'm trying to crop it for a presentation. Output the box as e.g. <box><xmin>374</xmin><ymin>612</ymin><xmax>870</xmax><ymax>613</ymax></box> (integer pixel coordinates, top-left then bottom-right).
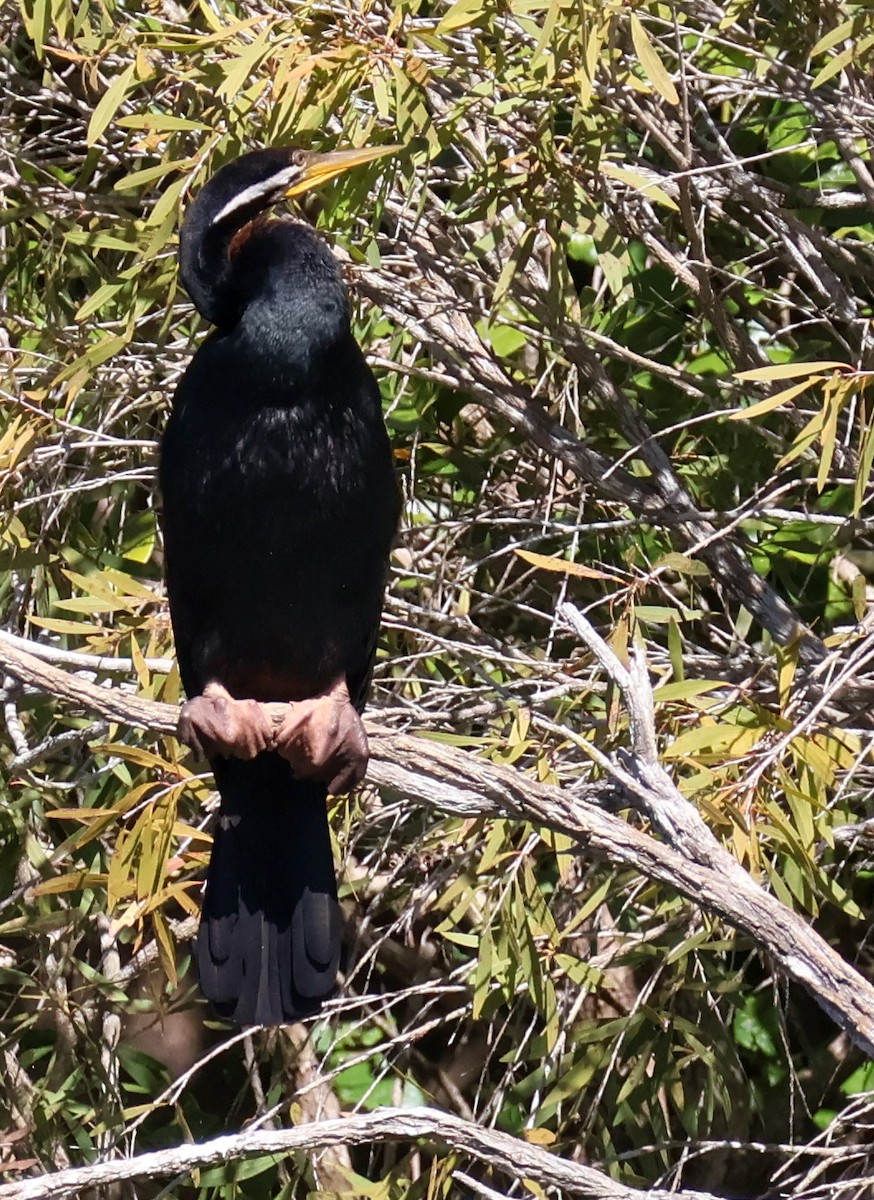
<box><xmin>181</xmin><ymin>141</ymin><xmax>398</xmax><ymax>328</ymax></box>
<box><xmin>202</xmin><ymin>144</ymin><xmax>400</xmax><ymax>230</ymax></box>
<box><xmin>179</xmin><ymin>143</ymin><xmax>399</xmax><ymax>327</ymax></box>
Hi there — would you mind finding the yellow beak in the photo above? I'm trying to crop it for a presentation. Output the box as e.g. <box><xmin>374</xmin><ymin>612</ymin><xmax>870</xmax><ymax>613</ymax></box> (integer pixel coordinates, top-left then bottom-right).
<box><xmin>284</xmin><ymin>144</ymin><xmax>401</xmax><ymax>197</ymax></box>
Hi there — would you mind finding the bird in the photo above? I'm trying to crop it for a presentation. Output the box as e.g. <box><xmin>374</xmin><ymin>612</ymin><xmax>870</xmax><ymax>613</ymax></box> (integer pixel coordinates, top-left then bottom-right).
<box><xmin>159</xmin><ymin>145</ymin><xmax>401</xmax><ymax>1026</ymax></box>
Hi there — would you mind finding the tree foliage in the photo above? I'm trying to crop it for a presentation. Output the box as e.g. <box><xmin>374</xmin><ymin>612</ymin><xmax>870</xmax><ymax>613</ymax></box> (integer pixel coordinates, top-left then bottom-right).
<box><xmin>1</xmin><ymin>0</ymin><xmax>874</xmax><ymax>1196</ymax></box>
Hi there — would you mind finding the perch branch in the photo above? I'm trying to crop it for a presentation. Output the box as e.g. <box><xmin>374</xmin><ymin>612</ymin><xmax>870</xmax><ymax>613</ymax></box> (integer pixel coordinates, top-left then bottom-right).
<box><xmin>0</xmin><ymin>1105</ymin><xmax>721</xmax><ymax>1200</ymax></box>
<box><xmin>1</xmin><ymin>635</ymin><xmax>873</xmax><ymax>1057</ymax></box>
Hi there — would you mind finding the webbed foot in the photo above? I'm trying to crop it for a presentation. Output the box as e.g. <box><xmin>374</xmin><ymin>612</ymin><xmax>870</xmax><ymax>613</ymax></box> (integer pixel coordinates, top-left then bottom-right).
<box><xmin>179</xmin><ymin>682</ymin><xmax>273</xmax><ymax>761</ymax></box>
<box><xmin>272</xmin><ymin>680</ymin><xmax>369</xmax><ymax>795</ymax></box>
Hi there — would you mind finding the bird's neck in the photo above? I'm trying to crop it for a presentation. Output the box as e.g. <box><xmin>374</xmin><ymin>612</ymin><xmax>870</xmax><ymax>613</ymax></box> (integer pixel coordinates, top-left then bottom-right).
<box><xmin>184</xmin><ymin>217</ymin><xmax>354</xmax><ymax>377</ymax></box>
<box><xmin>238</xmin><ymin>271</ymin><xmax>351</xmax><ymax>376</ymax></box>
<box><xmin>180</xmin><ymin>222</ymin><xmax>239</xmax><ymax>327</ymax></box>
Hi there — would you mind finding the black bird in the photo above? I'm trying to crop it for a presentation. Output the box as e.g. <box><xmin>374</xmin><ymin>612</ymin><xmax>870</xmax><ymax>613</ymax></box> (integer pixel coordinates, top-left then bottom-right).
<box><xmin>159</xmin><ymin>145</ymin><xmax>400</xmax><ymax>1025</ymax></box>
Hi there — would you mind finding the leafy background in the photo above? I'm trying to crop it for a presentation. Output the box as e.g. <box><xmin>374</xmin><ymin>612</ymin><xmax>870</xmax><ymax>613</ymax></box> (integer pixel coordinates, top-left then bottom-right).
<box><xmin>1</xmin><ymin>0</ymin><xmax>874</xmax><ymax>1196</ymax></box>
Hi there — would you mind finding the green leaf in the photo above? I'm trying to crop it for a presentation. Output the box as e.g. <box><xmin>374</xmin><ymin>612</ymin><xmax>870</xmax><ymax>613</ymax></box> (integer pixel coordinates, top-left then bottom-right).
<box><xmin>74</xmin><ymin>282</ymin><xmax>125</xmax><ymax>323</ymax></box>
<box><xmin>217</xmin><ymin>27</ymin><xmax>273</xmax><ymax>101</ymax></box>
<box><xmin>116</xmin><ymin>113</ymin><xmax>213</xmax><ymax>132</ymax></box>
<box><xmin>810</xmin><ymin>18</ymin><xmax>855</xmax><ymax>58</ymax></box>
<box><xmin>653</xmin><ymin>679</ymin><xmax>725</xmax><ymax>703</ymax></box>
<box><xmin>652</xmin><ymin>552</ymin><xmax>710</xmax><ymax>577</ymax></box>
<box><xmin>87</xmin><ymin>63</ymin><xmax>137</xmax><ymax>146</ymax></box>
<box><xmin>812</xmin><ymin>41</ymin><xmax>858</xmax><ymax>88</ymax></box>
<box><xmin>732</xmin><ymin>997</ymin><xmax>778</xmax><ymax>1057</ymax></box>
<box><xmin>113</xmin><ymin>158</ymin><xmax>195</xmax><ymax>192</ymax></box>
<box><xmin>664</xmin><ymin>722</ymin><xmax>766</xmax><ymax>759</ymax></box>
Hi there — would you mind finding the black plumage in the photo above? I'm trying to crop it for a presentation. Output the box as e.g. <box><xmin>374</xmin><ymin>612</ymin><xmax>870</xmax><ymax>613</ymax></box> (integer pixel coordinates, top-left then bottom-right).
<box><xmin>159</xmin><ymin>146</ymin><xmax>399</xmax><ymax>1025</ymax></box>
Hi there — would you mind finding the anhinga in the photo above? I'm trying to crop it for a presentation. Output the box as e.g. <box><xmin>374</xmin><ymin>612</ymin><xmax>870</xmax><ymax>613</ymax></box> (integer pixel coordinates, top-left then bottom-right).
<box><xmin>159</xmin><ymin>145</ymin><xmax>400</xmax><ymax>1026</ymax></box>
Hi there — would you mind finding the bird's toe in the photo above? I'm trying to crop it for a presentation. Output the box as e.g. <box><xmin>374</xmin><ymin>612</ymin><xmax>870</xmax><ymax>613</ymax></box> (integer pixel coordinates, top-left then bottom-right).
<box><xmin>178</xmin><ymin>691</ymin><xmax>272</xmax><ymax>761</ymax></box>
<box><xmin>274</xmin><ymin>693</ymin><xmax>369</xmax><ymax>793</ymax></box>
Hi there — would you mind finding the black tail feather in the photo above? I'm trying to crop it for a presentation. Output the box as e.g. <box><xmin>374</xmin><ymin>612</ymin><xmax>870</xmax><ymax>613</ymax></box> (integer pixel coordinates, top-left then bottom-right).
<box><xmin>197</xmin><ymin>752</ymin><xmax>341</xmax><ymax>1025</ymax></box>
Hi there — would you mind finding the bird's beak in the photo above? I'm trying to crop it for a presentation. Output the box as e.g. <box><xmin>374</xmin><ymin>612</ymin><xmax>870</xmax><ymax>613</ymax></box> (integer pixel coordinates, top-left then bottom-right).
<box><xmin>283</xmin><ymin>144</ymin><xmax>401</xmax><ymax>197</ymax></box>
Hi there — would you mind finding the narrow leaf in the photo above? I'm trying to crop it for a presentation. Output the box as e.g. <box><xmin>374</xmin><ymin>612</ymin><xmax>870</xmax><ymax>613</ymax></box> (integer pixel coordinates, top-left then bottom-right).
<box><xmin>31</xmin><ymin>871</ymin><xmax>106</xmax><ymax>896</ymax></box>
<box><xmin>515</xmin><ymin>549</ymin><xmax>621</xmax><ymax>581</ymax></box>
<box><xmin>812</xmin><ymin>43</ymin><xmax>856</xmax><ymax>88</ymax></box>
<box><xmin>600</xmin><ymin>162</ymin><xmax>679</xmax><ymax>211</ymax></box>
<box><xmin>817</xmin><ymin>380</ymin><xmax>849</xmax><ymax>492</ymax></box>
<box><xmin>854</xmin><ymin>399</ymin><xmax>874</xmax><ymax>516</ymax></box>
<box><xmin>87</xmin><ymin>64</ymin><xmax>137</xmax><ymax>146</ymax></box>
<box><xmin>810</xmin><ymin>18</ymin><xmax>855</xmax><ymax>57</ymax></box>
<box><xmin>113</xmin><ymin>158</ymin><xmax>196</xmax><ymax>192</ymax></box>
<box><xmin>777</xmin><ymin>408</ymin><xmax>825</xmax><ymax>469</ymax></box>
<box><xmin>735</xmin><ymin>360</ymin><xmax>847</xmax><ymax>382</ymax></box>
<box><xmin>437</xmin><ymin>0</ymin><xmax>486</xmax><ymax>33</ymax></box>
<box><xmin>630</xmin><ymin>14</ymin><xmax>679</xmax><ymax>105</ymax></box>
<box><xmin>652</xmin><ymin>552</ymin><xmax>710</xmax><ymax>577</ymax></box>
<box><xmin>730</xmin><ymin>376</ymin><xmax>822</xmax><ymax>420</ymax></box>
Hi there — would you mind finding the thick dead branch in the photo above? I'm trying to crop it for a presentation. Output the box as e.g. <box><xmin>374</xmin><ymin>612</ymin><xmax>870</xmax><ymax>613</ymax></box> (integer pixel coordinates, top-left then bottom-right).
<box><xmin>1</xmin><ymin>635</ymin><xmax>873</xmax><ymax>1058</ymax></box>
<box><xmin>0</xmin><ymin>1105</ymin><xmax>721</xmax><ymax>1200</ymax></box>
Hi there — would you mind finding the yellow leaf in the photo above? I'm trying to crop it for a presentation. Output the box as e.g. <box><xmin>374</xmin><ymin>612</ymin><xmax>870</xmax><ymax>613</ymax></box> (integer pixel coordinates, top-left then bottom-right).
<box><xmin>630</xmin><ymin>14</ymin><xmax>679</xmax><ymax>105</ymax></box>
<box><xmin>405</xmin><ymin>53</ymin><xmax>429</xmax><ymax>85</ymax></box>
<box><xmin>62</xmin><ymin>568</ymin><xmax>122</xmax><ymax>604</ymax></box>
<box><xmin>152</xmin><ymin>909</ymin><xmax>178</xmax><ymax>990</ymax></box>
<box><xmin>108</xmin><ymin>826</ymin><xmax>140</xmax><ymax>910</ymax></box>
<box><xmin>515</xmin><ymin>549</ymin><xmax>622</xmax><ymax>581</ymax></box>
<box><xmin>111</xmin><ymin>898</ymin><xmax>146</xmax><ymax>932</ymax></box>
<box><xmin>31</xmin><ymin>871</ymin><xmax>106</xmax><ymax>896</ymax></box>
<box><xmin>854</xmin><ymin>404</ymin><xmax>874</xmax><ymax>516</ymax></box>
<box><xmin>46</xmin><ymin>46</ymin><xmax>91</xmax><ymax>63</ymax></box>
<box><xmin>734</xmin><ymin>360</ymin><xmax>848</xmax><ymax>382</ymax></box>
<box><xmin>600</xmin><ymin>162</ymin><xmax>679</xmax><ymax>211</ymax></box>
<box><xmin>130</xmin><ymin>634</ymin><xmax>150</xmax><ymax>692</ymax></box>
<box><xmin>436</xmin><ymin>0</ymin><xmax>486</xmax><ymax>33</ymax></box>
<box><xmin>47</xmin><ymin>808</ymin><xmax>118</xmax><ymax>822</ymax></box>
<box><xmin>91</xmin><ymin>743</ymin><xmax>187</xmax><ymax>773</ymax></box>
<box><xmin>810</xmin><ymin>18</ymin><xmax>855</xmax><ymax>58</ymax></box>
<box><xmin>729</xmin><ymin>376</ymin><xmax>822</xmax><ymax>420</ymax></box>
<box><xmin>172</xmin><ymin>821</ymin><xmax>213</xmax><ymax>843</ymax></box>
<box><xmin>143</xmin><ymin>880</ymin><xmax>200</xmax><ymax>916</ymax></box>
<box><xmin>777</xmin><ymin>642</ymin><xmax>798</xmax><ymax>708</ymax></box>
<box><xmin>523</xmin><ymin>1128</ymin><xmax>556</xmax><ymax>1146</ymax></box>
<box><xmin>817</xmin><ymin>378</ymin><xmax>854</xmax><ymax>492</ymax></box>
<box><xmin>777</xmin><ymin>408</ymin><xmax>825</xmax><ymax>470</ymax></box>
<box><xmin>54</xmin><ymin>597</ymin><xmax>128</xmax><ymax>615</ymax></box>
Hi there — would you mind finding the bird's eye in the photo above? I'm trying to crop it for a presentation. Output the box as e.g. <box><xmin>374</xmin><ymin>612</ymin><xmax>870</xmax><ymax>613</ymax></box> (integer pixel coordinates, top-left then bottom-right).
<box><xmin>291</xmin><ymin>150</ymin><xmax>307</xmax><ymax>167</ymax></box>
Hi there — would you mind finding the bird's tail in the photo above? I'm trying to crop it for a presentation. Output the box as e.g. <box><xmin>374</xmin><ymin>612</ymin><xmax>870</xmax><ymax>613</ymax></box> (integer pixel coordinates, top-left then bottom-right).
<box><xmin>196</xmin><ymin>752</ymin><xmax>341</xmax><ymax>1026</ymax></box>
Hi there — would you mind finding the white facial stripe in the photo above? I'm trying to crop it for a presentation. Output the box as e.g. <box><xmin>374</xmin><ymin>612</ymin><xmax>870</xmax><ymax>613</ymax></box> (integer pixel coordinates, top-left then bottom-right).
<box><xmin>209</xmin><ymin>163</ymin><xmax>302</xmax><ymax>227</ymax></box>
